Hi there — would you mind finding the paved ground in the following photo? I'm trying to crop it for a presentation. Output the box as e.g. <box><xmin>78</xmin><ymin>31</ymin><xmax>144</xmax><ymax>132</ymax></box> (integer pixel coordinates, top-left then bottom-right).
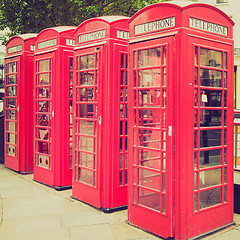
<box><xmin>0</xmin><ymin>163</ymin><xmax>240</xmax><ymax>240</ymax></box>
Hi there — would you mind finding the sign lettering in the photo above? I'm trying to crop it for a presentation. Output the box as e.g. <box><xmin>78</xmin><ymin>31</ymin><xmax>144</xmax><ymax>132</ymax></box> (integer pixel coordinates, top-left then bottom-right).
<box><xmin>66</xmin><ymin>39</ymin><xmax>75</xmax><ymax>46</ymax></box>
<box><xmin>135</xmin><ymin>17</ymin><xmax>175</xmax><ymax>35</ymax></box>
<box><xmin>117</xmin><ymin>30</ymin><xmax>129</xmax><ymax>39</ymax></box>
<box><xmin>190</xmin><ymin>17</ymin><xmax>228</xmax><ymax>36</ymax></box>
<box><xmin>78</xmin><ymin>30</ymin><xmax>105</xmax><ymax>43</ymax></box>
<box><xmin>38</xmin><ymin>39</ymin><xmax>57</xmax><ymax>49</ymax></box>
<box><xmin>8</xmin><ymin>45</ymin><xmax>22</xmax><ymax>53</ymax></box>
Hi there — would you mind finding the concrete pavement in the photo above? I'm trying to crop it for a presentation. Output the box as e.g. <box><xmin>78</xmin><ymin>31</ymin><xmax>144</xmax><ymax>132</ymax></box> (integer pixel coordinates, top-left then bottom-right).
<box><xmin>0</xmin><ymin>163</ymin><xmax>240</xmax><ymax>240</ymax></box>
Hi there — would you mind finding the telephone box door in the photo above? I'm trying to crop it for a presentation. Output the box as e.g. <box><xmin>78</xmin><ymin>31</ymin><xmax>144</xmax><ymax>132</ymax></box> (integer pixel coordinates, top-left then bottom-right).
<box><xmin>34</xmin><ymin>52</ymin><xmax>54</xmax><ymax>184</ymax></box>
<box><xmin>128</xmin><ymin>36</ymin><xmax>174</xmax><ymax>238</ymax></box>
<box><xmin>185</xmin><ymin>36</ymin><xmax>234</xmax><ymax>238</ymax></box>
<box><xmin>73</xmin><ymin>46</ymin><xmax>102</xmax><ymax>207</ymax></box>
<box><xmin>5</xmin><ymin>57</ymin><xmax>19</xmax><ymax>169</ymax></box>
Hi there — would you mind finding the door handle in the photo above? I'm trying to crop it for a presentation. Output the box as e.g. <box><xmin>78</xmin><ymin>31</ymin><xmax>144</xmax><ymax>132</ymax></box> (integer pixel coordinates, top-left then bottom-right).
<box><xmin>98</xmin><ymin>116</ymin><xmax>102</xmax><ymax>125</ymax></box>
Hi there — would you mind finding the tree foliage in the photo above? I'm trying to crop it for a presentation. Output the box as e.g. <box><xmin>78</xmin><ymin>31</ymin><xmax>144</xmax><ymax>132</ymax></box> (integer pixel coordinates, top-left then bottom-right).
<box><xmin>0</xmin><ymin>0</ymin><xmax>158</xmax><ymax>40</ymax></box>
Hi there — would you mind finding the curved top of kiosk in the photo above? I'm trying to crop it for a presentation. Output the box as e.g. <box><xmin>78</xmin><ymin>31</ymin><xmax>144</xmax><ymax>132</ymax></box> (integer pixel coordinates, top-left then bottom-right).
<box><xmin>6</xmin><ymin>33</ymin><xmax>37</xmax><ymax>56</ymax></box>
<box><xmin>129</xmin><ymin>1</ymin><xmax>234</xmax><ymax>39</ymax></box>
<box><xmin>35</xmin><ymin>26</ymin><xmax>76</xmax><ymax>51</ymax></box>
<box><xmin>74</xmin><ymin>15</ymin><xmax>129</xmax><ymax>45</ymax></box>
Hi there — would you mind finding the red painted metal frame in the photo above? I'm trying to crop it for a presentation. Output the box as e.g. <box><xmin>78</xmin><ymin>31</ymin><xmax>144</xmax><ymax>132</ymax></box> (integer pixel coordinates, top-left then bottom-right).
<box><xmin>72</xmin><ymin>16</ymin><xmax>129</xmax><ymax>210</ymax></box>
<box><xmin>33</xmin><ymin>26</ymin><xmax>75</xmax><ymax>189</ymax></box>
<box><xmin>5</xmin><ymin>34</ymin><xmax>36</xmax><ymax>173</ymax></box>
<box><xmin>128</xmin><ymin>2</ymin><xmax>234</xmax><ymax>240</ymax></box>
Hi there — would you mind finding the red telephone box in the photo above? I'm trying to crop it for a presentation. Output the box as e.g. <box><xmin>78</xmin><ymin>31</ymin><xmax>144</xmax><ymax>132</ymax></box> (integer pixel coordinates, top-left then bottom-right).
<box><xmin>128</xmin><ymin>2</ymin><xmax>234</xmax><ymax>239</ymax></box>
<box><xmin>33</xmin><ymin>26</ymin><xmax>75</xmax><ymax>189</ymax></box>
<box><xmin>72</xmin><ymin>16</ymin><xmax>129</xmax><ymax>211</ymax></box>
<box><xmin>5</xmin><ymin>34</ymin><xmax>36</xmax><ymax>173</ymax></box>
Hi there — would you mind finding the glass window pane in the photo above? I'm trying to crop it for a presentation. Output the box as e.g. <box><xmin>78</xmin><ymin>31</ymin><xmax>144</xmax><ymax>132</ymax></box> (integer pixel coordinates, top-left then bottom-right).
<box><xmin>79</xmin><ymin>168</ymin><xmax>93</xmax><ymax>185</ymax></box>
<box><xmin>80</xmin><ymin>71</ymin><xmax>94</xmax><ymax>86</ymax></box>
<box><xmin>39</xmin><ymin>73</ymin><xmax>49</xmax><ymax>85</ymax></box>
<box><xmin>195</xmin><ymin>46</ymin><xmax>198</xmax><ymax>65</ymax></box>
<box><xmin>139</xmin><ymin>149</ymin><xmax>161</xmax><ymax>170</ymax></box>
<box><xmin>200</xmin><ymin>110</ymin><xmax>222</xmax><ymax>127</ymax></box>
<box><xmin>79</xmin><ymin>136</ymin><xmax>94</xmax><ymax>153</ymax></box>
<box><xmin>7</xmin><ymin>110</ymin><xmax>15</xmax><ymax>120</ymax></box>
<box><xmin>8</xmin><ymin>62</ymin><xmax>16</xmax><ymax>73</ymax></box>
<box><xmin>139</xmin><ymin>69</ymin><xmax>161</xmax><ymax>87</ymax></box>
<box><xmin>200</xmin><ymin>48</ymin><xmax>222</xmax><ymax>68</ymax></box>
<box><xmin>199</xmin><ymin>168</ymin><xmax>221</xmax><ymax>189</ymax></box>
<box><xmin>7</xmin><ymin>121</ymin><xmax>15</xmax><ymax>132</ymax></box>
<box><xmin>139</xmin><ymin>169</ymin><xmax>160</xmax><ymax>190</ymax></box>
<box><xmin>200</xmin><ymin>149</ymin><xmax>221</xmax><ymax>168</ymax></box>
<box><xmin>138</xmin><ymin>48</ymin><xmax>161</xmax><ymax>67</ymax></box>
<box><xmin>7</xmin><ymin>75</ymin><xmax>16</xmax><ymax>85</ymax></box>
<box><xmin>200</xmin><ymin>69</ymin><xmax>222</xmax><ymax>87</ymax></box>
<box><xmin>39</xmin><ymin>59</ymin><xmax>49</xmax><ymax>72</ymax></box>
<box><xmin>200</xmin><ymin>90</ymin><xmax>222</xmax><ymax>107</ymax></box>
<box><xmin>80</xmin><ymin>54</ymin><xmax>95</xmax><ymax>70</ymax></box>
<box><xmin>138</xmin><ymin>187</ymin><xmax>160</xmax><ymax>211</ymax></box>
<box><xmin>200</xmin><ymin>187</ymin><xmax>221</xmax><ymax>209</ymax></box>
<box><xmin>38</xmin><ymin>101</ymin><xmax>49</xmax><ymax>112</ymax></box>
<box><xmin>7</xmin><ymin>86</ymin><xmax>16</xmax><ymax>97</ymax></box>
<box><xmin>200</xmin><ymin>129</ymin><xmax>222</xmax><ymax>148</ymax></box>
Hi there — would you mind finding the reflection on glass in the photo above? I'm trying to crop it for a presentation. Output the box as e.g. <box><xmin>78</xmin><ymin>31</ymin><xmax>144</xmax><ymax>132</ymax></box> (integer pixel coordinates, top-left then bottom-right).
<box><xmin>79</xmin><ymin>168</ymin><xmax>93</xmax><ymax>185</ymax></box>
<box><xmin>38</xmin><ymin>114</ymin><xmax>49</xmax><ymax>126</ymax></box>
<box><xmin>200</xmin><ymin>187</ymin><xmax>221</xmax><ymax>209</ymax></box>
<box><xmin>138</xmin><ymin>129</ymin><xmax>161</xmax><ymax>150</ymax></box>
<box><xmin>195</xmin><ymin>46</ymin><xmax>198</xmax><ymax>65</ymax></box>
<box><xmin>195</xmin><ymin>68</ymin><xmax>198</xmax><ymax>85</ymax></box>
<box><xmin>224</xmin><ymin>52</ymin><xmax>227</xmax><ymax>69</ymax></box>
<box><xmin>80</xmin><ymin>71</ymin><xmax>94</xmax><ymax>85</ymax></box>
<box><xmin>138</xmin><ymin>89</ymin><xmax>161</xmax><ymax>107</ymax></box>
<box><xmin>139</xmin><ymin>69</ymin><xmax>161</xmax><ymax>87</ymax></box>
<box><xmin>38</xmin><ymin>101</ymin><xmax>49</xmax><ymax>112</ymax></box>
<box><xmin>79</xmin><ymin>120</ymin><xmax>94</xmax><ymax>136</ymax></box>
<box><xmin>139</xmin><ymin>149</ymin><xmax>161</xmax><ymax>170</ymax></box>
<box><xmin>139</xmin><ymin>169</ymin><xmax>160</xmax><ymax>190</ymax></box>
<box><xmin>79</xmin><ymin>136</ymin><xmax>94</xmax><ymax>153</ymax></box>
<box><xmin>8</xmin><ymin>110</ymin><xmax>15</xmax><ymax>120</ymax></box>
<box><xmin>79</xmin><ymin>104</ymin><xmax>94</xmax><ymax>118</ymax></box>
<box><xmin>39</xmin><ymin>73</ymin><xmax>49</xmax><ymax>85</ymax></box>
<box><xmin>7</xmin><ymin>133</ymin><xmax>15</xmax><ymax>144</ymax></box>
<box><xmin>39</xmin><ymin>59</ymin><xmax>49</xmax><ymax>72</ymax></box>
<box><xmin>8</xmin><ymin>62</ymin><xmax>16</xmax><ymax>73</ymax></box>
<box><xmin>79</xmin><ymin>152</ymin><xmax>94</xmax><ymax>168</ymax></box>
<box><xmin>163</xmin><ymin>46</ymin><xmax>166</xmax><ymax>65</ymax></box>
<box><xmin>200</xmin><ymin>48</ymin><xmax>222</xmax><ymax>68</ymax></box>
<box><xmin>139</xmin><ymin>188</ymin><xmax>160</xmax><ymax>211</ymax></box>
<box><xmin>224</xmin><ymin>72</ymin><xmax>227</xmax><ymax>88</ymax></box>
<box><xmin>39</xmin><ymin>128</ymin><xmax>49</xmax><ymax>140</ymax></box>
<box><xmin>7</xmin><ymin>98</ymin><xmax>15</xmax><ymax>108</ymax></box>
<box><xmin>200</xmin><ymin>149</ymin><xmax>221</xmax><ymax>168</ymax></box>
<box><xmin>7</xmin><ymin>121</ymin><xmax>15</xmax><ymax>132</ymax></box>
<box><xmin>199</xmin><ymin>168</ymin><xmax>221</xmax><ymax>189</ymax></box>
<box><xmin>200</xmin><ymin>69</ymin><xmax>222</xmax><ymax>87</ymax></box>
<box><xmin>39</xmin><ymin>87</ymin><xmax>49</xmax><ymax>98</ymax></box>
<box><xmin>200</xmin><ymin>129</ymin><xmax>221</xmax><ymax>148</ymax></box>
<box><xmin>121</xmin><ymin>53</ymin><xmax>125</xmax><ymax>68</ymax></box>
<box><xmin>8</xmin><ymin>86</ymin><xmax>16</xmax><ymax>96</ymax></box>
<box><xmin>8</xmin><ymin>75</ymin><xmax>16</xmax><ymax>85</ymax></box>
<box><xmin>194</xmin><ymin>152</ymin><xmax>197</xmax><ymax>169</ymax></box>
<box><xmin>80</xmin><ymin>54</ymin><xmax>95</xmax><ymax>70</ymax></box>
<box><xmin>200</xmin><ymin>90</ymin><xmax>222</xmax><ymax>107</ymax></box>
<box><xmin>80</xmin><ymin>88</ymin><xmax>94</xmax><ymax>101</ymax></box>
<box><xmin>194</xmin><ymin>193</ymin><xmax>198</xmax><ymax>211</ymax></box>
<box><xmin>138</xmin><ymin>47</ymin><xmax>161</xmax><ymax>67</ymax></box>
<box><xmin>200</xmin><ymin>110</ymin><xmax>222</xmax><ymax>127</ymax></box>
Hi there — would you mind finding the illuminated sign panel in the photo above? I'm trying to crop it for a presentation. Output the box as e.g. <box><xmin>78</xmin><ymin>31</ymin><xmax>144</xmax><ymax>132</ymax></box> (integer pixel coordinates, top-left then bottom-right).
<box><xmin>8</xmin><ymin>45</ymin><xmax>22</xmax><ymax>53</ymax></box>
<box><xmin>38</xmin><ymin>39</ymin><xmax>57</xmax><ymax>49</ymax></box>
<box><xmin>78</xmin><ymin>30</ymin><xmax>105</xmax><ymax>42</ymax></box>
<box><xmin>134</xmin><ymin>17</ymin><xmax>175</xmax><ymax>35</ymax></box>
<box><xmin>189</xmin><ymin>17</ymin><xmax>228</xmax><ymax>36</ymax></box>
